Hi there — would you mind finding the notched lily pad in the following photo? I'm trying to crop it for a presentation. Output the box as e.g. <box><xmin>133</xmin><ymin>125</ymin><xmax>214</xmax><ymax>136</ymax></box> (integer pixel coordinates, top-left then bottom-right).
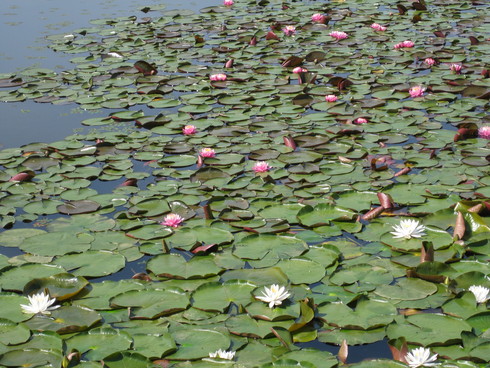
<box><xmin>23</xmin><ymin>273</ymin><xmax>88</xmax><ymax>300</ymax></box>
<box><xmin>57</xmin><ymin>200</ymin><xmax>101</xmax><ymax>214</ymax></box>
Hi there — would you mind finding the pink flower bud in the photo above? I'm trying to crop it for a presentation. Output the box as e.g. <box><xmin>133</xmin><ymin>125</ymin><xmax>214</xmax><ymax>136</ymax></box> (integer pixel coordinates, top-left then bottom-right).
<box><xmin>292</xmin><ymin>67</ymin><xmax>307</xmax><ymax>73</ymax></box>
<box><xmin>223</xmin><ymin>0</ymin><xmax>234</xmax><ymax>6</ymax></box>
<box><xmin>354</xmin><ymin>117</ymin><xmax>368</xmax><ymax>124</ymax></box>
<box><xmin>325</xmin><ymin>94</ymin><xmax>338</xmax><ymax>102</ymax></box>
<box><xmin>311</xmin><ymin>13</ymin><xmax>327</xmax><ymax>23</ymax></box>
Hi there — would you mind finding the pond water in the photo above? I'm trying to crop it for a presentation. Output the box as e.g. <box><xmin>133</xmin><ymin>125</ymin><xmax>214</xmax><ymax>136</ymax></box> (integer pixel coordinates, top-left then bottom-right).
<box><xmin>0</xmin><ymin>0</ymin><xmax>217</xmax><ymax>149</ymax></box>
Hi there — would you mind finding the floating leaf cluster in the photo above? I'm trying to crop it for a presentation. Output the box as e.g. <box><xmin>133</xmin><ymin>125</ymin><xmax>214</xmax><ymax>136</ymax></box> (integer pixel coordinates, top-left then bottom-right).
<box><xmin>0</xmin><ymin>0</ymin><xmax>489</xmax><ymax>367</ymax></box>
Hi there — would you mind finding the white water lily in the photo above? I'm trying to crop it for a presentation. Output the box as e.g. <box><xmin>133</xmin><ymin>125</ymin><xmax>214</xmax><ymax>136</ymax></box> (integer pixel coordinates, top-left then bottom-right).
<box><xmin>20</xmin><ymin>292</ymin><xmax>59</xmax><ymax>315</ymax></box>
<box><xmin>391</xmin><ymin>219</ymin><xmax>426</xmax><ymax>240</ymax></box>
<box><xmin>256</xmin><ymin>284</ymin><xmax>291</xmax><ymax>308</ymax></box>
<box><xmin>468</xmin><ymin>285</ymin><xmax>490</xmax><ymax>303</ymax></box>
<box><xmin>208</xmin><ymin>349</ymin><xmax>235</xmax><ymax>360</ymax></box>
<box><xmin>107</xmin><ymin>52</ymin><xmax>123</xmax><ymax>58</ymax></box>
<box><xmin>405</xmin><ymin>347</ymin><xmax>438</xmax><ymax>368</ymax></box>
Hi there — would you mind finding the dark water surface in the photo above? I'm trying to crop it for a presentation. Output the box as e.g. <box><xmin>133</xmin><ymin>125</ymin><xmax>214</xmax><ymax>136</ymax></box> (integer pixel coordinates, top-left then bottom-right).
<box><xmin>0</xmin><ymin>0</ymin><xmax>217</xmax><ymax>149</ymax></box>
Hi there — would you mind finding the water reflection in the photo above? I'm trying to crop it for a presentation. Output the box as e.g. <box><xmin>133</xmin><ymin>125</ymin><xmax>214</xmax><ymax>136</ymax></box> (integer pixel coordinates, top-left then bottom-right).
<box><xmin>297</xmin><ymin>339</ymin><xmax>393</xmax><ymax>363</ymax></box>
<box><xmin>0</xmin><ymin>0</ymin><xmax>217</xmax><ymax>148</ymax></box>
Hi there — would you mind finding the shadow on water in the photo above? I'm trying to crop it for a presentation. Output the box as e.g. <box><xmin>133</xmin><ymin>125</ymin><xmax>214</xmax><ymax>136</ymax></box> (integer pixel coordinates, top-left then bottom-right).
<box><xmin>297</xmin><ymin>339</ymin><xmax>393</xmax><ymax>364</ymax></box>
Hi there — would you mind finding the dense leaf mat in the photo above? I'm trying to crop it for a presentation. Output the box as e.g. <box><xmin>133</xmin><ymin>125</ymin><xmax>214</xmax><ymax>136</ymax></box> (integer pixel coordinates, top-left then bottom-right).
<box><xmin>0</xmin><ymin>0</ymin><xmax>489</xmax><ymax>366</ymax></box>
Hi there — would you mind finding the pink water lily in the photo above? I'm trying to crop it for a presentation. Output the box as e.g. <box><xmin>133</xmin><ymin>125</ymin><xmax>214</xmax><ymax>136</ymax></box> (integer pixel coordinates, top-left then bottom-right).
<box><xmin>311</xmin><ymin>13</ymin><xmax>327</xmax><ymax>23</ymax></box>
<box><xmin>161</xmin><ymin>213</ymin><xmax>184</xmax><ymax>228</ymax></box>
<box><xmin>325</xmin><ymin>94</ymin><xmax>338</xmax><ymax>102</ymax></box>
<box><xmin>394</xmin><ymin>40</ymin><xmax>414</xmax><ymax>49</ymax></box>
<box><xmin>223</xmin><ymin>0</ymin><xmax>234</xmax><ymax>6</ymax></box>
<box><xmin>292</xmin><ymin>67</ymin><xmax>307</xmax><ymax>73</ymax></box>
<box><xmin>253</xmin><ymin>161</ymin><xmax>272</xmax><ymax>173</ymax></box>
<box><xmin>409</xmin><ymin>85</ymin><xmax>426</xmax><ymax>98</ymax></box>
<box><xmin>182</xmin><ymin>125</ymin><xmax>197</xmax><ymax>135</ymax></box>
<box><xmin>330</xmin><ymin>31</ymin><xmax>348</xmax><ymax>40</ymax></box>
<box><xmin>199</xmin><ymin>148</ymin><xmax>216</xmax><ymax>158</ymax></box>
<box><xmin>370</xmin><ymin>23</ymin><xmax>386</xmax><ymax>31</ymax></box>
<box><xmin>354</xmin><ymin>117</ymin><xmax>368</xmax><ymax>124</ymax></box>
<box><xmin>424</xmin><ymin>58</ymin><xmax>436</xmax><ymax>66</ymax></box>
<box><xmin>210</xmin><ymin>73</ymin><xmax>227</xmax><ymax>81</ymax></box>
<box><xmin>282</xmin><ymin>25</ymin><xmax>296</xmax><ymax>36</ymax></box>
<box><xmin>450</xmin><ymin>63</ymin><xmax>462</xmax><ymax>74</ymax></box>
<box><xmin>478</xmin><ymin>126</ymin><xmax>490</xmax><ymax>139</ymax></box>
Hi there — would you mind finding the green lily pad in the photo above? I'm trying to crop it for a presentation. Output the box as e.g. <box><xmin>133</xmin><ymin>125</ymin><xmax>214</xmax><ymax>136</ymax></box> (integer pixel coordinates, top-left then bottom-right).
<box><xmin>319</xmin><ymin>298</ymin><xmax>397</xmax><ymax>329</ymax></box>
<box><xmin>165</xmin><ymin>328</ymin><xmax>230</xmax><ymax>360</ymax></box>
<box><xmin>0</xmin><ymin>264</ymin><xmax>65</xmax><ymax>291</ymax></box>
<box><xmin>24</xmin><ymin>305</ymin><xmax>101</xmax><ymax>334</ymax></box>
<box><xmin>191</xmin><ymin>280</ymin><xmax>256</xmax><ymax>311</ymax></box>
<box><xmin>147</xmin><ymin>254</ymin><xmax>222</xmax><ymax>279</ymax></box>
<box><xmin>110</xmin><ymin>287</ymin><xmax>189</xmax><ymax>319</ymax></box>
<box><xmin>65</xmin><ymin>327</ymin><xmax>132</xmax><ymax>360</ymax></box>
<box><xmin>23</xmin><ymin>273</ymin><xmax>88</xmax><ymax>300</ymax></box>
<box><xmin>18</xmin><ymin>232</ymin><xmax>93</xmax><ymax>256</ymax></box>
<box><xmin>233</xmin><ymin>234</ymin><xmax>308</xmax><ymax>261</ymax></box>
<box><xmin>386</xmin><ymin>313</ymin><xmax>472</xmax><ymax>345</ymax></box>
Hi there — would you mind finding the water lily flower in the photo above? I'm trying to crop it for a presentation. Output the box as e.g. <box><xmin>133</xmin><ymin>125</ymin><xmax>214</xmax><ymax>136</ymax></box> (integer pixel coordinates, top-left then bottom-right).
<box><xmin>253</xmin><ymin>161</ymin><xmax>272</xmax><ymax>173</ymax></box>
<box><xmin>80</xmin><ymin>146</ymin><xmax>97</xmax><ymax>152</ymax></box>
<box><xmin>394</xmin><ymin>40</ymin><xmax>415</xmax><ymax>49</ymax></box>
<box><xmin>311</xmin><ymin>13</ymin><xmax>327</xmax><ymax>23</ymax></box>
<box><xmin>325</xmin><ymin>94</ymin><xmax>338</xmax><ymax>102</ymax></box>
<box><xmin>21</xmin><ymin>292</ymin><xmax>59</xmax><ymax>315</ymax></box>
<box><xmin>409</xmin><ymin>86</ymin><xmax>426</xmax><ymax>98</ymax></box>
<box><xmin>161</xmin><ymin>213</ymin><xmax>184</xmax><ymax>228</ymax></box>
<box><xmin>209</xmin><ymin>349</ymin><xmax>236</xmax><ymax>360</ymax></box>
<box><xmin>292</xmin><ymin>67</ymin><xmax>307</xmax><ymax>73</ymax></box>
<box><xmin>478</xmin><ymin>126</ymin><xmax>490</xmax><ymax>139</ymax></box>
<box><xmin>107</xmin><ymin>52</ymin><xmax>123</xmax><ymax>58</ymax></box>
<box><xmin>469</xmin><ymin>285</ymin><xmax>490</xmax><ymax>303</ymax></box>
<box><xmin>199</xmin><ymin>148</ymin><xmax>216</xmax><ymax>158</ymax></box>
<box><xmin>182</xmin><ymin>125</ymin><xmax>197</xmax><ymax>135</ymax></box>
<box><xmin>391</xmin><ymin>219</ymin><xmax>426</xmax><ymax>240</ymax></box>
<box><xmin>424</xmin><ymin>58</ymin><xmax>436</xmax><ymax>66</ymax></box>
<box><xmin>223</xmin><ymin>0</ymin><xmax>234</xmax><ymax>6</ymax></box>
<box><xmin>282</xmin><ymin>25</ymin><xmax>296</xmax><ymax>36</ymax></box>
<box><xmin>256</xmin><ymin>284</ymin><xmax>291</xmax><ymax>308</ymax></box>
<box><xmin>210</xmin><ymin>73</ymin><xmax>227</xmax><ymax>81</ymax></box>
<box><xmin>450</xmin><ymin>63</ymin><xmax>462</xmax><ymax>74</ymax></box>
<box><xmin>354</xmin><ymin>117</ymin><xmax>368</xmax><ymax>124</ymax></box>
<box><xmin>370</xmin><ymin>23</ymin><xmax>387</xmax><ymax>31</ymax></box>
<box><xmin>330</xmin><ymin>31</ymin><xmax>348</xmax><ymax>40</ymax></box>
<box><xmin>405</xmin><ymin>347</ymin><xmax>438</xmax><ymax>368</ymax></box>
